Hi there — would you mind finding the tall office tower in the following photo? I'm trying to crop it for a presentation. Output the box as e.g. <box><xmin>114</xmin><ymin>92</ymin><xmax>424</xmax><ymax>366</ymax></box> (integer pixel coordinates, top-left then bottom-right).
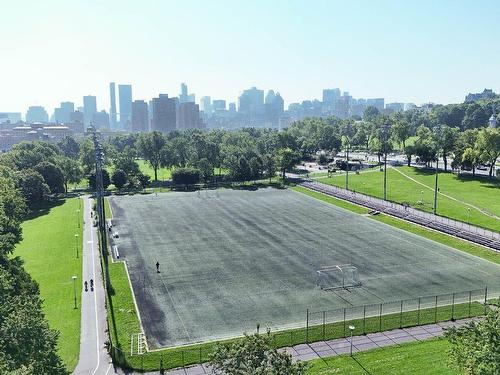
<box><xmin>238</xmin><ymin>87</ymin><xmax>264</xmax><ymax>114</ymax></box>
<box><xmin>83</xmin><ymin>95</ymin><xmax>97</xmax><ymax>126</ymax></box>
<box><xmin>179</xmin><ymin>82</ymin><xmax>195</xmax><ymax>103</ymax></box>
<box><xmin>178</xmin><ymin>102</ymin><xmax>201</xmax><ymax>130</ymax></box>
<box><xmin>366</xmin><ymin>98</ymin><xmax>385</xmax><ymax>111</ymax></box>
<box><xmin>54</xmin><ymin>101</ymin><xmax>74</xmax><ymax>123</ymax></box>
<box><xmin>92</xmin><ymin>110</ymin><xmax>110</xmax><ymax>129</ymax></box>
<box><xmin>212</xmin><ymin>100</ymin><xmax>226</xmax><ymax>111</ymax></box>
<box><xmin>151</xmin><ymin>95</ymin><xmax>177</xmax><ymax>133</ymax></box>
<box><xmin>228</xmin><ymin>102</ymin><xmax>236</xmax><ymax>112</ymax></box>
<box><xmin>109</xmin><ymin>82</ymin><xmax>117</xmax><ymax>128</ymax></box>
<box><xmin>118</xmin><ymin>84</ymin><xmax>132</xmax><ymax>128</ymax></box>
<box><xmin>322</xmin><ymin>88</ymin><xmax>341</xmax><ymax>105</ymax></box>
<box><xmin>200</xmin><ymin>96</ymin><xmax>212</xmax><ymax>115</ymax></box>
<box><xmin>26</xmin><ymin>106</ymin><xmax>49</xmax><ymax>123</ymax></box>
<box><xmin>131</xmin><ymin>100</ymin><xmax>149</xmax><ymax>132</ymax></box>
<box><xmin>265</xmin><ymin>90</ymin><xmax>276</xmax><ymax>104</ymax></box>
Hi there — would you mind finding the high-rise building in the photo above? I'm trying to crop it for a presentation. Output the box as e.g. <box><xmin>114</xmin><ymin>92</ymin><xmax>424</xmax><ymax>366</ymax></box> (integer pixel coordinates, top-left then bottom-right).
<box><xmin>54</xmin><ymin>101</ymin><xmax>74</xmax><ymax>123</ymax></box>
<box><xmin>265</xmin><ymin>91</ymin><xmax>284</xmax><ymax>126</ymax></box>
<box><xmin>179</xmin><ymin>82</ymin><xmax>195</xmax><ymax>103</ymax></box>
<box><xmin>26</xmin><ymin>106</ymin><xmax>49</xmax><ymax>123</ymax></box>
<box><xmin>178</xmin><ymin>102</ymin><xmax>201</xmax><ymax>130</ymax></box>
<box><xmin>265</xmin><ymin>90</ymin><xmax>276</xmax><ymax>104</ymax></box>
<box><xmin>131</xmin><ymin>100</ymin><xmax>149</xmax><ymax>132</ymax></box>
<box><xmin>212</xmin><ymin>100</ymin><xmax>226</xmax><ymax>111</ymax></box>
<box><xmin>0</xmin><ymin>112</ymin><xmax>21</xmax><ymax>124</ymax></box>
<box><xmin>151</xmin><ymin>95</ymin><xmax>177</xmax><ymax>133</ymax></box>
<box><xmin>200</xmin><ymin>96</ymin><xmax>212</xmax><ymax>115</ymax></box>
<box><xmin>385</xmin><ymin>102</ymin><xmax>404</xmax><ymax>112</ymax></box>
<box><xmin>70</xmin><ymin>110</ymin><xmax>84</xmax><ymax>123</ymax></box>
<box><xmin>228</xmin><ymin>102</ymin><xmax>236</xmax><ymax>112</ymax></box>
<box><xmin>109</xmin><ymin>82</ymin><xmax>117</xmax><ymax>129</ymax></box>
<box><xmin>322</xmin><ymin>88</ymin><xmax>341</xmax><ymax>105</ymax></box>
<box><xmin>83</xmin><ymin>95</ymin><xmax>97</xmax><ymax>126</ymax></box>
<box><xmin>118</xmin><ymin>84</ymin><xmax>132</xmax><ymax>128</ymax></box>
<box><xmin>92</xmin><ymin>110</ymin><xmax>110</xmax><ymax>129</ymax></box>
<box><xmin>366</xmin><ymin>98</ymin><xmax>385</xmax><ymax>111</ymax></box>
<box><xmin>238</xmin><ymin>87</ymin><xmax>264</xmax><ymax>114</ymax></box>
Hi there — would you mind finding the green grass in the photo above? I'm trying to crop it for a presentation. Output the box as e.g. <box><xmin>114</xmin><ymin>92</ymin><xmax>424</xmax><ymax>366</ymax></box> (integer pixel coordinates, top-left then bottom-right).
<box><xmin>137</xmin><ymin>159</ymin><xmax>173</xmax><ymax>181</ymax></box>
<box><xmin>293</xmin><ymin>186</ymin><xmax>500</xmax><ymax>266</ymax></box>
<box><xmin>317</xmin><ymin>166</ymin><xmax>500</xmax><ymax>231</ymax></box>
<box><xmin>306</xmin><ymin>338</ymin><xmax>458</xmax><ymax>375</ymax></box>
<box><xmin>13</xmin><ymin>198</ymin><xmax>83</xmax><ymax>371</ymax></box>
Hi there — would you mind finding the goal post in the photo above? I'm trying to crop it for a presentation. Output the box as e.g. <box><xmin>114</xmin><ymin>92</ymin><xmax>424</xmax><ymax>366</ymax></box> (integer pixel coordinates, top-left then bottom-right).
<box><xmin>130</xmin><ymin>333</ymin><xmax>146</xmax><ymax>356</ymax></box>
<box><xmin>316</xmin><ymin>264</ymin><xmax>361</xmax><ymax>291</ymax></box>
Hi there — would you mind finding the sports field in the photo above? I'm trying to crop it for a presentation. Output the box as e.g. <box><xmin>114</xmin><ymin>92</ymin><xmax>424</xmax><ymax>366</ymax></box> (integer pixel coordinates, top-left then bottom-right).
<box><xmin>108</xmin><ymin>188</ymin><xmax>500</xmax><ymax>348</ymax></box>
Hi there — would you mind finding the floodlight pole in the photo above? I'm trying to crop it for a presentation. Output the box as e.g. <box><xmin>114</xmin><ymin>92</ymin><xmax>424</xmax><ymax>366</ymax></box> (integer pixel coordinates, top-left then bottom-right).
<box><xmin>433</xmin><ymin>125</ymin><xmax>441</xmax><ymax>216</ymax></box>
<box><xmin>349</xmin><ymin>325</ymin><xmax>355</xmax><ymax>356</ymax></box>
<box><xmin>467</xmin><ymin>208</ymin><xmax>471</xmax><ymax>224</ymax></box>
<box><xmin>72</xmin><ymin>275</ymin><xmax>77</xmax><ymax>309</ymax></box>
<box><xmin>345</xmin><ymin>138</ymin><xmax>350</xmax><ymax>191</ymax></box>
<box><xmin>382</xmin><ymin>124</ymin><xmax>390</xmax><ymax>201</ymax></box>
<box><xmin>74</xmin><ymin>234</ymin><xmax>79</xmax><ymax>258</ymax></box>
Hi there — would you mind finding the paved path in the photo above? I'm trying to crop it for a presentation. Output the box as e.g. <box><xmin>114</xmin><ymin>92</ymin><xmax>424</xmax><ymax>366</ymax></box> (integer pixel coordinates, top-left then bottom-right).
<box><xmin>73</xmin><ymin>196</ymin><xmax>114</xmax><ymax>375</ymax></box>
<box><xmin>161</xmin><ymin>319</ymin><xmax>474</xmax><ymax>375</ymax></box>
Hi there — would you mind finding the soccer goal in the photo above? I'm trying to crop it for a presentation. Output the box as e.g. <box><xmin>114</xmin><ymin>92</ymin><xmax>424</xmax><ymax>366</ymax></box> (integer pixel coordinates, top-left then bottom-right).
<box><xmin>130</xmin><ymin>333</ymin><xmax>146</xmax><ymax>356</ymax></box>
<box><xmin>316</xmin><ymin>264</ymin><xmax>361</xmax><ymax>291</ymax></box>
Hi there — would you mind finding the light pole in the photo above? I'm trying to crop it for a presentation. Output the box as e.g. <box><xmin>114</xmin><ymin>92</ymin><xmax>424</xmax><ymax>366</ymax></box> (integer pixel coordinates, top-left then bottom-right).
<box><xmin>72</xmin><ymin>275</ymin><xmax>77</xmax><ymax>309</ymax></box>
<box><xmin>345</xmin><ymin>137</ymin><xmax>350</xmax><ymax>191</ymax></box>
<box><xmin>74</xmin><ymin>234</ymin><xmax>79</xmax><ymax>259</ymax></box>
<box><xmin>76</xmin><ymin>209</ymin><xmax>80</xmax><ymax>228</ymax></box>
<box><xmin>349</xmin><ymin>325</ymin><xmax>355</xmax><ymax>356</ymax></box>
<box><xmin>433</xmin><ymin>125</ymin><xmax>442</xmax><ymax>215</ymax></box>
<box><xmin>420</xmin><ymin>190</ymin><xmax>424</xmax><ymax>205</ymax></box>
<box><xmin>382</xmin><ymin>124</ymin><xmax>391</xmax><ymax>201</ymax></box>
<box><xmin>467</xmin><ymin>208</ymin><xmax>471</xmax><ymax>224</ymax></box>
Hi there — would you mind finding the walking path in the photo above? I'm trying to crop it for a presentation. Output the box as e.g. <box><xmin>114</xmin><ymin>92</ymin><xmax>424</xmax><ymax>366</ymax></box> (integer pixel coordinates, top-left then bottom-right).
<box><xmin>73</xmin><ymin>196</ymin><xmax>114</xmax><ymax>375</ymax></box>
<box><xmin>162</xmin><ymin>319</ymin><xmax>474</xmax><ymax>375</ymax></box>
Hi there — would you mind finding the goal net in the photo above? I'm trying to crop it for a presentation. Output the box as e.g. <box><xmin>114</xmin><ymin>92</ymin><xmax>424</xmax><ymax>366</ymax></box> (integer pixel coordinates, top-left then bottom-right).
<box><xmin>316</xmin><ymin>264</ymin><xmax>361</xmax><ymax>291</ymax></box>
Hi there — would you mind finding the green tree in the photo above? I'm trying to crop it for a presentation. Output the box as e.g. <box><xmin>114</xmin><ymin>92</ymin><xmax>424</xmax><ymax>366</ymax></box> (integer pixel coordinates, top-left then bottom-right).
<box><xmin>363</xmin><ymin>106</ymin><xmax>380</xmax><ymax>120</ymax></box>
<box><xmin>392</xmin><ymin>114</ymin><xmax>411</xmax><ymax>148</ymax></box>
<box><xmin>476</xmin><ymin>128</ymin><xmax>500</xmax><ymax>177</ymax></box>
<box><xmin>137</xmin><ymin>131</ymin><xmax>166</xmax><ymax>181</ymax></box>
<box><xmin>439</xmin><ymin>126</ymin><xmax>459</xmax><ymax>172</ymax></box>
<box><xmin>57</xmin><ymin>136</ymin><xmax>80</xmax><ymax>159</ymax></box>
<box><xmin>16</xmin><ymin>169</ymin><xmax>50</xmax><ymax>207</ymax></box>
<box><xmin>34</xmin><ymin>161</ymin><xmax>65</xmax><ymax>194</ymax></box>
<box><xmin>276</xmin><ymin>148</ymin><xmax>299</xmax><ymax>180</ymax></box>
<box><xmin>209</xmin><ymin>333</ymin><xmax>307</xmax><ymax>375</ymax></box>
<box><xmin>57</xmin><ymin>156</ymin><xmax>83</xmax><ymax>193</ymax></box>
<box><xmin>445</xmin><ymin>309</ymin><xmax>500</xmax><ymax>375</ymax></box>
<box><xmin>87</xmin><ymin>169</ymin><xmax>111</xmax><ymax>190</ymax></box>
<box><xmin>197</xmin><ymin>158</ymin><xmax>214</xmax><ymax>182</ymax></box>
<box><xmin>171</xmin><ymin>168</ymin><xmax>200</xmax><ymax>185</ymax></box>
<box><xmin>111</xmin><ymin>169</ymin><xmax>128</xmax><ymax>189</ymax></box>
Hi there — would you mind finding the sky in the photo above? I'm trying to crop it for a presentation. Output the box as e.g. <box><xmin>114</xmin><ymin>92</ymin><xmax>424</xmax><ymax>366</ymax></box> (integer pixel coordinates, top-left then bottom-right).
<box><xmin>2</xmin><ymin>0</ymin><xmax>500</xmax><ymax>115</ymax></box>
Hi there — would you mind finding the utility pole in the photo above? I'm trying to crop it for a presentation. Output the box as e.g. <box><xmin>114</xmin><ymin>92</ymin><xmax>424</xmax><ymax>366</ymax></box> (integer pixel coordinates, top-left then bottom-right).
<box><xmin>345</xmin><ymin>137</ymin><xmax>350</xmax><ymax>190</ymax></box>
<box><xmin>91</xmin><ymin>126</ymin><xmax>107</xmax><ymax>255</ymax></box>
<box><xmin>382</xmin><ymin>124</ymin><xmax>391</xmax><ymax>201</ymax></box>
<box><xmin>433</xmin><ymin>125</ymin><xmax>441</xmax><ymax>215</ymax></box>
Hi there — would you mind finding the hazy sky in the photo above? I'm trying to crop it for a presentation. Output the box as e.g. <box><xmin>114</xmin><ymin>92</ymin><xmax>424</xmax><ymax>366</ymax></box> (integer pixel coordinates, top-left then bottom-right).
<box><xmin>2</xmin><ymin>0</ymin><xmax>500</xmax><ymax>114</ymax></box>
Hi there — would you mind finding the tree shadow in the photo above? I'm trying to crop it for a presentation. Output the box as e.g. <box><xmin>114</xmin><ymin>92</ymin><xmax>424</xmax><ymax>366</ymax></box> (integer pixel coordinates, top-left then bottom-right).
<box><xmin>25</xmin><ymin>199</ymin><xmax>66</xmax><ymax>220</ymax></box>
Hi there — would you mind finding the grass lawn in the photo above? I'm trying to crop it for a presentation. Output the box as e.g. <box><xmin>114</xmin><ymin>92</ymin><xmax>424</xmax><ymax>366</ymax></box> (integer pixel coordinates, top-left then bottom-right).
<box><xmin>306</xmin><ymin>338</ymin><xmax>458</xmax><ymax>375</ymax></box>
<box><xmin>137</xmin><ymin>159</ymin><xmax>173</xmax><ymax>181</ymax></box>
<box><xmin>13</xmin><ymin>198</ymin><xmax>83</xmax><ymax>371</ymax></box>
<box><xmin>317</xmin><ymin>166</ymin><xmax>500</xmax><ymax>231</ymax></box>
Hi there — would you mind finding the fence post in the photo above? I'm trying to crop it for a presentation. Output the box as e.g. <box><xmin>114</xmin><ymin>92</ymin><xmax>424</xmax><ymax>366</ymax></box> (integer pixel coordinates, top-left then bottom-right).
<box><xmin>451</xmin><ymin>293</ymin><xmax>455</xmax><ymax>321</ymax></box>
<box><xmin>322</xmin><ymin>311</ymin><xmax>326</xmax><ymax>340</ymax></box>
<box><xmin>417</xmin><ymin>297</ymin><xmax>421</xmax><ymax>325</ymax></box>
<box><xmin>306</xmin><ymin>309</ymin><xmax>309</xmax><ymax>344</ymax></box>
<box><xmin>363</xmin><ymin>305</ymin><xmax>366</xmax><ymax>334</ymax></box>
<box><xmin>484</xmin><ymin>286</ymin><xmax>488</xmax><ymax>315</ymax></box>
<box><xmin>434</xmin><ymin>295</ymin><xmax>438</xmax><ymax>323</ymax></box>
<box><xmin>379</xmin><ymin>303</ymin><xmax>382</xmax><ymax>331</ymax></box>
<box><xmin>399</xmin><ymin>300</ymin><xmax>403</xmax><ymax>328</ymax></box>
<box><xmin>343</xmin><ymin>308</ymin><xmax>346</xmax><ymax>337</ymax></box>
<box><xmin>468</xmin><ymin>290</ymin><xmax>472</xmax><ymax>318</ymax></box>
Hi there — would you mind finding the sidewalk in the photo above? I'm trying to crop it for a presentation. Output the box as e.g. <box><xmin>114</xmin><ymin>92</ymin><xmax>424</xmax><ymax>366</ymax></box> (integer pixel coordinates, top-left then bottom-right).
<box><xmin>162</xmin><ymin>319</ymin><xmax>474</xmax><ymax>375</ymax></box>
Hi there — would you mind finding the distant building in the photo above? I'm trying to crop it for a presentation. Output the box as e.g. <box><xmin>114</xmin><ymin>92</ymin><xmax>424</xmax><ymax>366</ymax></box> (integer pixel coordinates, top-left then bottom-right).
<box><xmin>322</xmin><ymin>88</ymin><xmax>341</xmax><ymax>112</ymax></box>
<box><xmin>385</xmin><ymin>102</ymin><xmax>404</xmax><ymax>112</ymax></box>
<box><xmin>131</xmin><ymin>100</ymin><xmax>149</xmax><ymax>132</ymax></box>
<box><xmin>109</xmin><ymin>82</ymin><xmax>117</xmax><ymax>129</ymax></box>
<box><xmin>179</xmin><ymin>83</ymin><xmax>195</xmax><ymax>103</ymax></box>
<box><xmin>178</xmin><ymin>102</ymin><xmax>201</xmax><ymax>130</ymax></box>
<box><xmin>0</xmin><ymin>112</ymin><xmax>22</xmax><ymax>124</ymax></box>
<box><xmin>83</xmin><ymin>95</ymin><xmax>97</xmax><ymax>127</ymax></box>
<box><xmin>366</xmin><ymin>98</ymin><xmax>385</xmax><ymax>111</ymax></box>
<box><xmin>404</xmin><ymin>103</ymin><xmax>417</xmax><ymax>111</ymax></box>
<box><xmin>92</xmin><ymin>110</ymin><xmax>110</xmax><ymax>129</ymax></box>
<box><xmin>54</xmin><ymin>101</ymin><xmax>74</xmax><ymax>123</ymax></box>
<box><xmin>26</xmin><ymin>106</ymin><xmax>49</xmax><ymax>123</ymax></box>
<box><xmin>118</xmin><ymin>84</ymin><xmax>132</xmax><ymax>128</ymax></box>
<box><xmin>213</xmin><ymin>100</ymin><xmax>226</xmax><ymax>111</ymax></box>
<box><xmin>238</xmin><ymin>87</ymin><xmax>264</xmax><ymax>114</ymax></box>
<box><xmin>70</xmin><ymin>110</ymin><xmax>84</xmax><ymax>124</ymax></box>
<box><xmin>465</xmin><ymin>89</ymin><xmax>496</xmax><ymax>103</ymax></box>
<box><xmin>265</xmin><ymin>91</ymin><xmax>284</xmax><ymax>126</ymax></box>
<box><xmin>489</xmin><ymin>107</ymin><xmax>497</xmax><ymax>128</ymax></box>
<box><xmin>151</xmin><ymin>95</ymin><xmax>177</xmax><ymax>133</ymax></box>
<box><xmin>228</xmin><ymin>102</ymin><xmax>236</xmax><ymax>113</ymax></box>
<box><xmin>200</xmin><ymin>96</ymin><xmax>212</xmax><ymax>115</ymax></box>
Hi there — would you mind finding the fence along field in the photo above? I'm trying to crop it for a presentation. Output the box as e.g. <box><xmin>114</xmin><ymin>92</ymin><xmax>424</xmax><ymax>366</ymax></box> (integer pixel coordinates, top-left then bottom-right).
<box><xmin>107</xmin><ymin>188</ymin><xmax>500</xmax><ymax>351</ymax></box>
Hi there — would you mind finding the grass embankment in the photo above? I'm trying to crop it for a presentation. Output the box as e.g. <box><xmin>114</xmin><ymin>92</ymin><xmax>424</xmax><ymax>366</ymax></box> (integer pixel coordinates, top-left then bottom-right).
<box><xmin>103</xmin><ymin>191</ymin><xmax>487</xmax><ymax>371</ymax></box>
<box><xmin>306</xmin><ymin>338</ymin><xmax>458</xmax><ymax>375</ymax></box>
<box><xmin>292</xmin><ymin>186</ymin><xmax>500</xmax><ymax>266</ymax></box>
<box><xmin>13</xmin><ymin>198</ymin><xmax>83</xmax><ymax>371</ymax></box>
<box><xmin>316</xmin><ymin>166</ymin><xmax>500</xmax><ymax>231</ymax></box>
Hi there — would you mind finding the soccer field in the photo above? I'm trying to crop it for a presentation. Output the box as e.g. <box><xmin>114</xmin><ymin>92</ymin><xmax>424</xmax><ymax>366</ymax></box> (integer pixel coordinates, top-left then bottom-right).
<box><xmin>108</xmin><ymin>188</ymin><xmax>500</xmax><ymax>348</ymax></box>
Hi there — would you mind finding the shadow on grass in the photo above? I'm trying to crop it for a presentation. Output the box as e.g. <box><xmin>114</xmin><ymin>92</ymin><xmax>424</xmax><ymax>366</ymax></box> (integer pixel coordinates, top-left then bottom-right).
<box><xmin>25</xmin><ymin>198</ymin><xmax>67</xmax><ymax>220</ymax></box>
<box><xmin>353</xmin><ymin>356</ymin><xmax>373</xmax><ymax>375</ymax></box>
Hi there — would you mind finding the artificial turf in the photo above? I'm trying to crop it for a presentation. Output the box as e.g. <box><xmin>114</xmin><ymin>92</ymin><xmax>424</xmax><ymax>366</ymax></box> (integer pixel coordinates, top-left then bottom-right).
<box><xmin>316</xmin><ymin>166</ymin><xmax>500</xmax><ymax>231</ymax></box>
<box><xmin>13</xmin><ymin>198</ymin><xmax>83</xmax><ymax>371</ymax></box>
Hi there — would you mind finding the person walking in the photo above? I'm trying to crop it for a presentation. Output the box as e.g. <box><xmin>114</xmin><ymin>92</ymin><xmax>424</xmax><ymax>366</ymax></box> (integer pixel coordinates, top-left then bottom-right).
<box><xmin>156</xmin><ymin>261</ymin><xmax>160</xmax><ymax>273</ymax></box>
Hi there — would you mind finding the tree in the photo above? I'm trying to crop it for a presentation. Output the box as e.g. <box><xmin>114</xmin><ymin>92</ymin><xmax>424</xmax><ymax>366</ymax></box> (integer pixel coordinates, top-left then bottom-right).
<box><xmin>137</xmin><ymin>132</ymin><xmax>166</xmax><ymax>181</ymax></box>
<box><xmin>363</xmin><ymin>106</ymin><xmax>380</xmax><ymax>120</ymax></box>
<box><xmin>476</xmin><ymin>128</ymin><xmax>500</xmax><ymax>177</ymax></box>
<box><xmin>392</xmin><ymin>115</ymin><xmax>411</xmax><ymax>148</ymax></box>
<box><xmin>34</xmin><ymin>161</ymin><xmax>65</xmax><ymax>194</ymax></box>
<box><xmin>57</xmin><ymin>136</ymin><xmax>80</xmax><ymax>159</ymax></box>
<box><xmin>16</xmin><ymin>169</ymin><xmax>50</xmax><ymax>208</ymax></box>
<box><xmin>113</xmin><ymin>146</ymin><xmax>140</xmax><ymax>178</ymax></box>
<box><xmin>262</xmin><ymin>154</ymin><xmax>277</xmax><ymax>183</ymax></box>
<box><xmin>111</xmin><ymin>169</ymin><xmax>128</xmax><ymax>189</ymax></box>
<box><xmin>403</xmin><ymin>145</ymin><xmax>416</xmax><ymax>167</ymax></box>
<box><xmin>88</xmin><ymin>169</ymin><xmax>110</xmax><ymax>190</ymax></box>
<box><xmin>461</xmin><ymin>147</ymin><xmax>481</xmax><ymax>175</ymax></box>
<box><xmin>439</xmin><ymin>126</ymin><xmax>459</xmax><ymax>172</ymax></box>
<box><xmin>197</xmin><ymin>158</ymin><xmax>214</xmax><ymax>182</ymax></box>
<box><xmin>57</xmin><ymin>156</ymin><xmax>83</xmax><ymax>193</ymax></box>
<box><xmin>171</xmin><ymin>168</ymin><xmax>200</xmax><ymax>185</ymax></box>
<box><xmin>444</xmin><ymin>309</ymin><xmax>500</xmax><ymax>375</ymax></box>
<box><xmin>137</xmin><ymin>173</ymin><xmax>150</xmax><ymax>189</ymax></box>
<box><xmin>249</xmin><ymin>156</ymin><xmax>263</xmax><ymax>181</ymax></box>
<box><xmin>209</xmin><ymin>333</ymin><xmax>307</xmax><ymax>375</ymax></box>
<box><xmin>276</xmin><ymin>148</ymin><xmax>299</xmax><ymax>180</ymax></box>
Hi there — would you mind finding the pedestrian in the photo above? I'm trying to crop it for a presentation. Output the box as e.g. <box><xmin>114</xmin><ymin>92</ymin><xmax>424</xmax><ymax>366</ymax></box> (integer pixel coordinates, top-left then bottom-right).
<box><xmin>90</xmin><ymin>279</ymin><xmax>94</xmax><ymax>291</ymax></box>
<box><xmin>156</xmin><ymin>261</ymin><xmax>160</xmax><ymax>273</ymax></box>
<box><xmin>84</xmin><ymin>281</ymin><xmax>88</xmax><ymax>292</ymax></box>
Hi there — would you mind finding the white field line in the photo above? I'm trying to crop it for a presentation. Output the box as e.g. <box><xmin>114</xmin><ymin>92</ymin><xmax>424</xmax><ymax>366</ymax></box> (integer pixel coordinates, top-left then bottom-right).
<box><xmin>391</xmin><ymin>167</ymin><xmax>500</xmax><ymax>220</ymax></box>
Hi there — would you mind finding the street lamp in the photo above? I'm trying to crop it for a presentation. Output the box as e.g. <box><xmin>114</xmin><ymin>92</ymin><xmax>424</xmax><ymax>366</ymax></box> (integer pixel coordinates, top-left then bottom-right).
<box><xmin>467</xmin><ymin>208</ymin><xmax>471</xmax><ymax>224</ymax></box>
<box><xmin>420</xmin><ymin>190</ymin><xmax>424</xmax><ymax>205</ymax></box>
<box><xmin>433</xmin><ymin>125</ymin><xmax>442</xmax><ymax>215</ymax></box>
<box><xmin>76</xmin><ymin>209</ymin><xmax>80</xmax><ymax>228</ymax></box>
<box><xmin>74</xmin><ymin>234</ymin><xmax>79</xmax><ymax>259</ymax></box>
<box><xmin>72</xmin><ymin>275</ymin><xmax>77</xmax><ymax>309</ymax></box>
<box><xmin>349</xmin><ymin>325</ymin><xmax>355</xmax><ymax>356</ymax></box>
<box><xmin>382</xmin><ymin>124</ymin><xmax>391</xmax><ymax>201</ymax></box>
<box><xmin>344</xmin><ymin>137</ymin><xmax>350</xmax><ymax>191</ymax></box>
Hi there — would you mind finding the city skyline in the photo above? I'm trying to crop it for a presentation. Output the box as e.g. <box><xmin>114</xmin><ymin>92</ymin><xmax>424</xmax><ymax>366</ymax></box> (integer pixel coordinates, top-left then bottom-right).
<box><xmin>2</xmin><ymin>0</ymin><xmax>500</xmax><ymax>113</ymax></box>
